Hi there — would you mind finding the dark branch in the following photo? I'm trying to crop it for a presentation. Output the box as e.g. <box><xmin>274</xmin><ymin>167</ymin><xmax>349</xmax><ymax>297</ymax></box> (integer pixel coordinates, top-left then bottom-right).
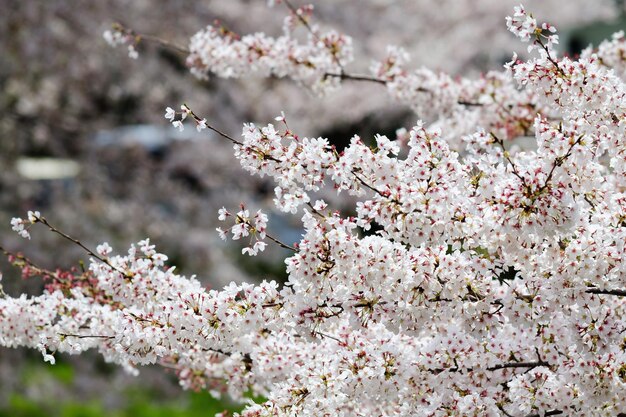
<box><xmin>487</xmin><ymin>360</ymin><xmax>549</xmax><ymax>372</ymax></box>
<box><xmin>325</xmin><ymin>72</ymin><xmax>386</xmax><ymax>85</ymax></box>
<box><xmin>525</xmin><ymin>410</ymin><xmax>563</xmax><ymax>417</ymax></box>
<box><xmin>34</xmin><ymin>216</ymin><xmax>131</xmax><ymax>279</ymax></box>
<box><xmin>490</xmin><ymin>132</ymin><xmax>528</xmax><ymax>187</ymax></box>
<box><xmin>60</xmin><ymin>333</ymin><xmax>114</xmax><ymax>340</ymax></box>
<box><xmin>138</xmin><ymin>32</ymin><xmax>190</xmax><ymax>55</ymax></box>
<box><xmin>586</xmin><ymin>288</ymin><xmax>626</xmax><ymax>297</ymax></box>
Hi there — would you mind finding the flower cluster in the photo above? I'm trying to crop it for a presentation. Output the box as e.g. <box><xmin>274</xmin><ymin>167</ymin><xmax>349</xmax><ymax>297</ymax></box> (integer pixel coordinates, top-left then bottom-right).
<box><xmin>506</xmin><ymin>5</ymin><xmax>560</xmax><ymax>55</ymax></box>
<box><xmin>505</xmin><ymin>5</ymin><xmax>539</xmax><ymax>42</ymax></box>
<box><xmin>103</xmin><ymin>24</ymin><xmax>139</xmax><ymax>59</ymax></box>
<box><xmin>164</xmin><ymin>105</ymin><xmax>207</xmax><ymax>132</ymax></box>
<box><xmin>590</xmin><ymin>30</ymin><xmax>626</xmax><ymax>79</ymax></box>
<box><xmin>5</xmin><ymin>3</ymin><xmax>626</xmax><ymax>416</ymax></box>
<box><xmin>217</xmin><ymin>205</ymin><xmax>269</xmax><ymax>256</ymax></box>
<box><xmin>10</xmin><ymin>210</ymin><xmax>40</xmax><ymax>239</ymax></box>
<box><xmin>185</xmin><ymin>5</ymin><xmax>353</xmax><ymax>94</ymax></box>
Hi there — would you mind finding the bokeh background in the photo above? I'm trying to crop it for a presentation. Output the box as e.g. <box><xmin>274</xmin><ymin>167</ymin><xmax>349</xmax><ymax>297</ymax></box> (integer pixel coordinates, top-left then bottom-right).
<box><xmin>1</xmin><ymin>1</ymin><xmax>625</xmax><ymax>415</ymax></box>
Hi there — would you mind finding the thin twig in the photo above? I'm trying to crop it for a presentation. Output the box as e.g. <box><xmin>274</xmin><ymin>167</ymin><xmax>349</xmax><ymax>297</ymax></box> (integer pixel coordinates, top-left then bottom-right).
<box><xmin>490</xmin><ymin>132</ymin><xmax>528</xmax><ymax>187</ymax></box>
<box><xmin>59</xmin><ymin>333</ymin><xmax>115</xmax><ymax>339</ymax></box>
<box><xmin>497</xmin><ymin>405</ymin><xmax>516</xmax><ymax>417</ymax></box>
<box><xmin>535</xmin><ymin>35</ymin><xmax>566</xmax><ymax>77</ymax></box>
<box><xmin>324</xmin><ymin>72</ymin><xmax>386</xmax><ymax>85</ymax></box>
<box><xmin>34</xmin><ymin>215</ymin><xmax>130</xmax><ymax>278</ymax></box>
<box><xmin>112</xmin><ymin>23</ymin><xmax>189</xmax><ymax>55</ymax></box>
<box><xmin>0</xmin><ymin>244</ymin><xmax>65</xmax><ymax>282</ymax></box>
<box><xmin>537</xmin><ymin>134</ymin><xmax>584</xmax><ymax>194</ymax></box>
<box><xmin>186</xmin><ymin>105</ymin><xmax>284</xmax><ymax>164</ymax></box>
<box><xmin>313</xmin><ymin>330</ymin><xmax>342</xmax><ymax>343</ymax></box>
<box><xmin>138</xmin><ymin>32</ymin><xmax>190</xmax><ymax>55</ymax></box>
<box><xmin>351</xmin><ymin>170</ymin><xmax>390</xmax><ymax>199</ymax></box>
<box><xmin>432</xmin><ymin>357</ymin><xmax>551</xmax><ymax>375</ymax></box>
<box><xmin>306</xmin><ymin>202</ymin><xmax>325</xmax><ymax>218</ymax></box>
<box><xmin>266</xmin><ymin>234</ymin><xmax>297</xmax><ymax>252</ymax></box>
<box><xmin>235</xmin><ymin>215</ymin><xmax>297</xmax><ymax>252</ymax></box>
<box><xmin>185</xmin><ymin>105</ymin><xmax>244</xmax><ymax>146</ymax></box>
<box><xmin>486</xmin><ymin>360</ymin><xmax>549</xmax><ymax>372</ymax></box>
<box><xmin>525</xmin><ymin>410</ymin><xmax>563</xmax><ymax>417</ymax></box>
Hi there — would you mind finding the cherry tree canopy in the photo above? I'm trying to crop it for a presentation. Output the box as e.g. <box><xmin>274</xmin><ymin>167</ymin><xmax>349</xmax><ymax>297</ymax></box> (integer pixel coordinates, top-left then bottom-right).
<box><xmin>3</xmin><ymin>2</ymin><xmax>626</xmax><ymax>416</ymax></box>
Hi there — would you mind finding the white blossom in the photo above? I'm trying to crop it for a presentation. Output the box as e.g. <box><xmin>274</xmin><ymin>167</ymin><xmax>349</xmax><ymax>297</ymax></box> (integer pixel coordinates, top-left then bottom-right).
<box><xmin>10</xmin><ymin>217</ymin><xmax>30</xmax><ymax>239</ymax></box>
<box><xmin>164</xmin><ymin>106</ymin><xmax>176</xmax><ymax>121</ymax></box>
<box><xmin>5</xmin><ymin>3</ymin><xmax>626</xmax><ymax>416</ymax></box>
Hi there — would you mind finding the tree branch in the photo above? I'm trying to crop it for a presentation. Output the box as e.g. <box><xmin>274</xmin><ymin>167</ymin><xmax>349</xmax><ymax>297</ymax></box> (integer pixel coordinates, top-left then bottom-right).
<box><xmin>586</xmin><ymin>288</ymin><xmax>626</xmax><ymax>297</ymax></box>
<box><xmin>525</xmin><ymin>410</ymin><xmax>563</xmax><ymax>417</ymax></box>
<box><xmin>486</xmin><ymin>360</ymin><xmax>549</xmax><ymax>371</ymax></box>
<box><xmin>33</xmin><ymin>216</ymin><xmax>132</xmax><ymax>279</ymax></box>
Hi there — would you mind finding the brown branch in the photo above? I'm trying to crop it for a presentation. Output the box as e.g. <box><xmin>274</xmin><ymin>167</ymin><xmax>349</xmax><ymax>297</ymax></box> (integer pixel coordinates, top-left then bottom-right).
<box><xmin>316</xmin><ymin>302</ymin><xmax>344</xmax><ymax>319</ymax></box>
<box><xmin>538</xmin><ymin>134</ymin><xmax>584</xmax><ymax>194</ymax></box>
<box><xmin>137</xmin><ymin>32</ymin><xmax>190</xmax><ymax>55</ymax></box>
<box><xmin>111</xmin><ymin>23</ymin><xmax>190</xmax><ymax>55</ymax></box>
<box><xmin>186</xmin><ymin>105</ymin><xmax>284</xmax><ymax>164</ymax></box>
<box><xmin>33</xmin><ymin>215</ymin><xmax>131</xmax><ymax>279</ymax></box>
<box><xmin>262</xmin><ymin>302</ymin><xmax>284</xmax><ymax>308</ymax></box>
<box><xmin>235</xmin><ymin>215</ymin><xmax>297</xmax><ymax>252</ymax></box>
<box><xmin>266</xmin><ymin>234</ymin><xmax>297</xmax><ymax>252</ymax></box>
<box><xmin>62</xmin><ymin>333</ymin><xmax>234</xmax><ymax>360</ymax></box>
<box><xmin>525</xmin><ymin>410</ymin><xmax>563</xmax><ymax>417</ymax></box>
<box><xmin>312</xmin><ymin>330</ymin><xmax>342</xmax><ymax>343</ymax></box>
<box><xmin>204</xmin><ymin>346</ymin><xmax>234</xmax><ymax>357</ymax></box>
<box><xmin>324</xmin><ymin>72</ymin><xmax>386</xmax><ymax>85</ymax></box>
<box><xmin>351</xmin><ymin>170</ymin><xmax>393</xmax><ymax>200</ymax></box>
<box><xmin>535</xmin><ymin>35</ymin><xmax>566</xmax><ymax>78</ymax></box>
<box><xmin>204</xmin><ymin>124</ymin><xmax>243</xmax><ymax>146</ymax></box>
<box><xmin>324</xmin><ymin>72</ymin><xmax>483</xmax><ymax>106</ymax></box>
<box><xmin>432</xmin><ymin>359</ymin><xmax>550</xmax><ymax>375</ymax></box>
<box><xmin>497</xmin><ymin>405</ymin><xmax>516</xmax><ymax>417</ymax></box>
<box><xmin>121</xmin><ymin>20</ymin><xmax>490</xmax><ymax>112</ymax></box>
<box><xmin>586</xmin><ymin>288</ymin><xmax>626</xmax><ymax>297</ymax></box>
<box><xmin>117</xmin><ymin>24</ymin><xmax>488</xmax><ymax>111</ymax></box>
<box><xmin>59</xmin><ymin>333</ymin><xmax>115</xmax><ymax>339</ymax></box>
<box><xmin>486</xmin><ymin>360</ymin><xmax>549</xmax><ymax>372</ymax></box>
<box><xmin>185</xmin><ymin>105</ymin><xmax>244</xmax><ymax>146</ymax></box>
<box><xmin>490</xmin><ymin>132</ymin><xmax>528</xmax><ymax>187</ymax></box>
<box><xmin>0</xmin><ymin>244</ymin><xmax>66</xmax><ymax>283</ymax></box>
<box><xmin>305</xmin><ymin>202</ymin><xmax>325</xmax><ymax>218</ymax></box>
<box><xmin>457</xmin><ymin>100</ymin><xmax>483</xmax><ymax>107</ymax></box>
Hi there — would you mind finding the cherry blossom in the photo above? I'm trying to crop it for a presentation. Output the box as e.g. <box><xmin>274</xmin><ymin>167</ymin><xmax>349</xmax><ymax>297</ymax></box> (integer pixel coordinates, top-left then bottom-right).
<box><xmin>216</xmin><ymin>205</ymin><xmax>270</xmax><ymax>256</ymax></box>
<box><xmin>185</xmin><ymin>4</ymin><xmax>353</xmax><ymax>94</ymax></box>
<box><xmin>4</xmin><ymin>3</ymin><xmax>626</xmax><ymax>416</ymax></box>
<box><xmin>103</xmin><ymin>24</ymin><xmax>139</xmax><ymax>59</ymax></box>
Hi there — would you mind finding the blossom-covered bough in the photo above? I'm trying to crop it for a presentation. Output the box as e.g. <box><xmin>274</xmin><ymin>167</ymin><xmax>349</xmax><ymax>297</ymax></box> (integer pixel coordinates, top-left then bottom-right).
<box><xmin>3</xmin><ymin>2</ymin><xmax>626</xmax><ymax>416</ymax></box>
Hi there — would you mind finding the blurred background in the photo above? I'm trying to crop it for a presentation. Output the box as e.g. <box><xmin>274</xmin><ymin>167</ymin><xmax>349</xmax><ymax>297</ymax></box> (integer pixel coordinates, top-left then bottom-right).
<box><xmin>1</xmin><ymin>1</ymin><xmax>625</xmax><ymax>415</ymax></box>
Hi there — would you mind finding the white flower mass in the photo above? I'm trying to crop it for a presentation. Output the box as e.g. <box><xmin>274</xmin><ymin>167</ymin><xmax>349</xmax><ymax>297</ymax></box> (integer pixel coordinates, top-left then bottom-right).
<box><xmin>3</xmin><ymin>2</ymin><xmax>626</xmax><ymax>416</ymax></box>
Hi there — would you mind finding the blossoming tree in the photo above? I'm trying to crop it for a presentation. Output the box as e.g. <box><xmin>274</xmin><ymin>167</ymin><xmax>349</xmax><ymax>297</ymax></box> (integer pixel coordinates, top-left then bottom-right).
<box><xmin>3</xmin><ymin>2</ymin><xmax>626</xmax><ymax>415</ymax></box>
